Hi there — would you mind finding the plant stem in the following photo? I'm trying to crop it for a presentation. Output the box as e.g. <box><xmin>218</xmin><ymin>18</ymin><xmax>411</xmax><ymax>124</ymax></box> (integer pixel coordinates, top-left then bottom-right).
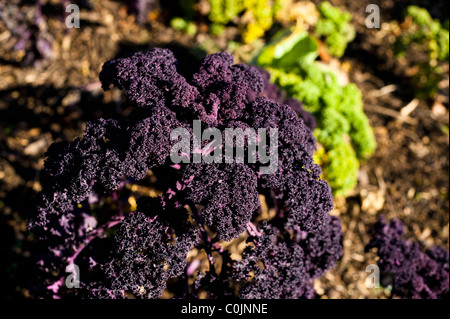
<box><xmin>47</xmin><ymin>215</ymin><xmax>125</xmax><ymax>296</ymax></box>
<box><xmin>186</xmin><ymin>201</ymin><xmax>215</xmax><ymax>272</ymax></box>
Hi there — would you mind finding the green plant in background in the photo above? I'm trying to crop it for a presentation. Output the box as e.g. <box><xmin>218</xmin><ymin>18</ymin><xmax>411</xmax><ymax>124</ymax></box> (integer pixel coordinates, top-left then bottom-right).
<box><xmin>176</xmin><ymin>0</ymin><xmax>353</xmax><ymax>56</ymax></box>
<box><xmin>255</xmin><ymin>30</ymin><xmax>376</xmax><ymax>196</ymax></box>
<box><xmin>208</xmin><ymin>0</ymin><xmax>242</xmax><ymax>25</ymax></box>
<box><xmin>240</xmin><ymin>0</ymin><xmax>282</xmax><ymax>44</ymax></box>
<box><xmin>208</xmin><ymin>0</ymin><xmax>242</xmax><ymax>35</ymax></box>
<box><xmin>207</xmin><ymin>0</ymin><xmax>282</xmax><ymax>43</ymax></box>
<box><xmin>314</xmin><ymin>1</ymin><xmax>355</xmax><ymax>57</ymax></box>
<box><xmin>393</xmin><ymin>6</ymin><xmax>449</xmax><ymax>98</ymax></box>
<box><xmin>169</xmin><ymin>0</ymin><xmax>197</xmax><ymax>36</ymax></box>
<box><xmin>170</xmin><ymin>17</ymin><xmax>198</xmax><ymax>36</ymax></box>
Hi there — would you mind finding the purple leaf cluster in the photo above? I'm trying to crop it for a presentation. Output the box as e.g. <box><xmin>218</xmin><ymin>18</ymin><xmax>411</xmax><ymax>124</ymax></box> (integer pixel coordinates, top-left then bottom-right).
<box><xmin>102</xmin><ymin>211</ymin><xmax>198</xmax><ymax>298</ymax></box>
<box><xmin>29</xmin><ymin>48</ymin><xmax>340</xmax><ymax>299</ymax></box>
<box><xmin>249</xmin><ymin>67</ymin><xmax>317</xmax><ymax>131</ymax></box>
<box><xmin>366</xmin><ymin>217</ymin><xmax>449</xmax><ymax>299</ymax></box>
<box><xmin>183</xmin><ymin>163</ymin><xmax>259</xmax><ymax>241</ymax></box>
<box><xmin>233</xmin><ymin>216</ymin><xmax>342</xmax><ymax>299</ymax></box>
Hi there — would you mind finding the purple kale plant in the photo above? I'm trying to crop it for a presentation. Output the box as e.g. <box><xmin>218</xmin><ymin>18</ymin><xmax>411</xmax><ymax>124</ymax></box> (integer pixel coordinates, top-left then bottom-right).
<box><xmin>28</xmin><ymin>48</ymin><xmax>341</xmax><ymax>299</ymax></box>
<box><xmin>366</xmin><ymin>217</ymin><xmax>449</xmax><ymax>299</ymax></box>
<box><xmin>252</xmin><ymin>67</ymin><xmax>317</xmax><ymax>131</ymax></box>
